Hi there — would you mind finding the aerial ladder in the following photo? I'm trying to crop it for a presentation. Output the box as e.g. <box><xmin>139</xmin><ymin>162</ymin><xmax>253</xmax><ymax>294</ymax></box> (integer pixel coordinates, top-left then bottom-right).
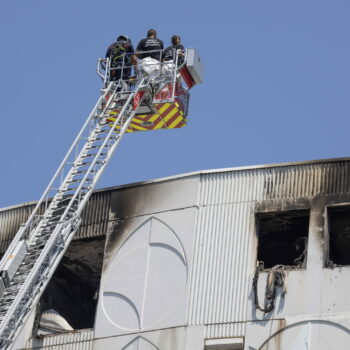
<box><xmin>0</xmin><ymin>48</ymin><xmax>202</xmax><ymax>349</ymax></box>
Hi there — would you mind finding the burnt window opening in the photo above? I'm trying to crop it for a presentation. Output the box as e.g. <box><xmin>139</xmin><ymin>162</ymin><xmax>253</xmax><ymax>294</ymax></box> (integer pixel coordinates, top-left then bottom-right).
<box><xmin>256</xmin><ymin>210</ymin><xmax>309</xmax><ymax>269</ymax></box>
<box><xmin>327</xmin><ymin>205</ymin><xmax>350</xmax><ymax>267</ymax></box>
<box><xmin>35</xmin><ymin>236</ymin><xmax>105</xmax><ymax>336</ymax></box>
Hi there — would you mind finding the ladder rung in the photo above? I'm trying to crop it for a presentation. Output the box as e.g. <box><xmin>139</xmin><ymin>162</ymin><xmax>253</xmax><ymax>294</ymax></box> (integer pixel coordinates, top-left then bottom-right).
<box><xmin>85</xmin><ymin>144</ymin><xmax>109</xmax><ymax>151</ymax></box>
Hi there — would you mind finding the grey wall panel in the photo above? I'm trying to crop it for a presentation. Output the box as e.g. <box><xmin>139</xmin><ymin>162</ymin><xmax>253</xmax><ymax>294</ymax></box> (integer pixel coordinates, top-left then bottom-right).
<box><xmin>109</xmin><ymin>176</ymin><xmax>199</xmax><ymax>219</ymax></box>
<box><xmin>0</xmin><ymin>204</ymin><xmax>35</xmax><ymax>254</ymax></box>
<box><xmin>188</xmin><ymin>203</ymin><xmax>253</xmax><ymax>325</ymax></box>
<box><xmin>77</xmin><ymin>191</ymin><xmax>111</xmax><ymax>239</ymax></box>
<box><xmin>25</xmin><ymin>329</ymin><xmax>94</xmax><ymax>349</ymax></box>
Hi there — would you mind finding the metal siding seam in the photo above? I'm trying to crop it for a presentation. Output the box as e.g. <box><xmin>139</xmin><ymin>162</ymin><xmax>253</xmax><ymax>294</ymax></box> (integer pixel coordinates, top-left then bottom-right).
<box><xmin>218</xmin><ymin>173</ymin><xmax>224</xmax><ymax>205</ymax></box>
<box><xmin>314</xmin><ymin>165</ymin><xmax>320</xmax><ymax>196</ymax></box>
<box><xmin>75</xmin><ymin>191</ymin><xmax>110</xmax><ymax>240</ymax></box>
<box><xmin>303</xmin><ymin>166</ymin><xmax>308</xmax><ymax>197</ymax></box>
<box><xmin>339</xmin><ymin>162</ymin><xmax>344</xmax><ymax>193</ymax></box>
<box><xmin>329</xmin><ymin>165</ymin><xmax>334</xmax><ymax>194</ymax></box>
<box><xmin>193</xmin><ymin>201</ymin><xmax>207</xmax><ymax>324</ymax></box>
<box><xmin>215</xmin><ymin>203</ymin><xmax>228</xmax><ymax>323</ymax></box>
<box><xmin>202</xmin><ymin>204</ymin><xmax>213</xmax><ymax>324</ymax></box>
<box><xmin>307</xmin><ymin>165</ymin><xmax>312</xmax><ymax>197</ymax></box>
<box><xmin>240</xmin><ymin>171</ymin><xmax>247</xmax><ymax>202</ymax></box>
<box><xmin>312</xmin><ymin>165</ymin><xmax>318</xmax><ymax>196</ymax></box>
<box><xmin>196</xmin><ymin>204</ymin><xmax>209</xmax><ymax>324</ymax></box>
<box><xmin>297</xmin><ymin>166</ymin><xmax>302</xmax><ymax>198</ymax></box>
<box><xmin>210</xmin><ymin>204</ymin><xmax>221</xmax><ymax>323</ymax></box>
<box><xmin>227</xmin><ymin>172</ymin><xmax>233</xmax><ymax>205</ymax></box>
<box><xmin>255</xmin><ymin>170</ymin><xmax>263</xmax><ymax>201</ymax></box>
<box><xmin>225</xmin><ymin>204</ymin><xmax>236</xmax><ymax>322</ymax></box>
<box><xmin>186</xmin><ymin>204</ymin><xmax>198</xmax><ymax>324</ymax></box>
<box><xmin>248</xmin><ymin>171</ymin><xmax>254</xmax><ymax>202</ymax></box>
<box><xmin>284</xmin><ymin>167</ymin><xmax>290</xmax><ymax>198</ymax></box>
<box><xmin>274</xmin><ymin>168</ymin><xmax>280</xmax><ymax>200</ymax></box>
<box><xmin>230</xmin><ymin>204</ymin><xmax>242</xmax><ymax>321</ymax></box>
<box><xmin>209</xmin><ymin>174</ymin><xmax>215</xmax><ymax>205</ymax></box>
<box><xmin>321</xmin><ymin>165</ymin><xmax>326</xmax><ymax>194</ymax></box>
<box><xmin>205</xmin><ymin>204</ymin><xmax>218</xmax><ymax>323</ymax></box>
<box><xmin>220</xmin><ymin>204</ymin><xmax>232</xmax><ymax>322</ymax></box>
<box><xmin>335</xmin><ymin>163</ymin><xmax>340</xmax><ymax>194</ymax></box>
<box><xmin>231</xmin><ymin>172</ymin><xmax>237</xmax><ymax>204</ymax></box>
<box><xmin>240</xmin><ymin>204</ymin><xmax>251</xmax><ymax>321</ymax></box>
<box><xmin>235</xmin><ymin>203</ymin><xmax>249</xmax><ymax>321</ymax></box>
<box><xmin>340</xmin><ymin>163</ymin><xmax>344</xmax><ymax>192</ymax></box>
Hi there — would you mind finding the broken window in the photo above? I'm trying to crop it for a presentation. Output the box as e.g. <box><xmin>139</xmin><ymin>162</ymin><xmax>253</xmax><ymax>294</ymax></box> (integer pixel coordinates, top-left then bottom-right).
<box><xmin>34</xmin><ymin>236</ymin><xmax>105</xmax><ymax>335</ymax></box>
<box><xmin>327</xmin><ymin>205</ymin><xmax>350</xmax><ymax>266</ymax></box>
<box><xmin>256</xmin><ymin>210</ymin><xmax>309</xmax><ymax>269</ymax></box>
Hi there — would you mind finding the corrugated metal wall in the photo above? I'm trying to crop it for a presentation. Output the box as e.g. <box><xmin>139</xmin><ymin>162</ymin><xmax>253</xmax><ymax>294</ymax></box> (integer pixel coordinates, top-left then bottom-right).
<box><xmin>0</xmin><ymin>190</ymin><xmax>111</xmax><ymax>254</ymax></box>
<box><xmin>25</xmin><ymin>329</ymin><xmax>94</xmax><ymax>350</ymax></box>
<box><xmin>188</xmin><ymin>203</ymin><xmax>252</xmax><ymax>325</ymax></box>
<box><xmin>188</xmin><ymin>160</ymin><xmax>350</xmax><ymax>327</ymax></box>
<box><xmin>199</xmin><ymin>162</ymin><xmax>350</xmax><ymax>205</ymax></box>
<box><xmin>205</xmin><ymin>322</ymin><xmax>246</xmax><ymax>338</ymax></box>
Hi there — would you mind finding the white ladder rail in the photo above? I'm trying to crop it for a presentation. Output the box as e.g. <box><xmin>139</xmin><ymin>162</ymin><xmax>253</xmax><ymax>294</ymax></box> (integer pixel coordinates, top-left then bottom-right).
<box><xmin>0</xmin><ymin>85</ymin><xmax>113</xmax><ymax>274</ymax></box>
<box><xmin>0</xmin><ymin>77</ymin><xmax>149</xmax><ymax>349</ymax></box>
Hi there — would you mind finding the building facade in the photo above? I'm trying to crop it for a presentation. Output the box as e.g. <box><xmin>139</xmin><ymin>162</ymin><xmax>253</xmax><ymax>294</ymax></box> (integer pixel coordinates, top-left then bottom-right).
<box><xmin>1</xmin><ymin>157</ymin><xmax>350</xmax><ymax>349</ymax></box>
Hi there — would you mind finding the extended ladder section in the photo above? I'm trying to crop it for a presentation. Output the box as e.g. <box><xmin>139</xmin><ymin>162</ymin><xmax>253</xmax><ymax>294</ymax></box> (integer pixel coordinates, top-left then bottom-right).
<box><xmin>0</xmin><ymin>48</ymin><xmax>202</xmax><ymax>349</ymax></box>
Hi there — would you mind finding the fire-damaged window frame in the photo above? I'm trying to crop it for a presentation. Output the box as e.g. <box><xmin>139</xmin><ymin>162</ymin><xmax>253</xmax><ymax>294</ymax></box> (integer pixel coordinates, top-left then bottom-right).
<box><xmin>32</xmin><ymin>235</ymin><xmax>107</xmax><ymax>337</ymax></box>
<box><xmin>255</xmin><ymin>209</ymin><xmax>310</xmax><ymax>270</ymax></box>
<box><xmin>253</xmin><ymin>209</ymin><xmax>310</xmax><ymax>314</ymax></box>
<box><xmin>325</xmin><ymin>204</ymin><xmax>350</xmax><ymax>268</ymax></box>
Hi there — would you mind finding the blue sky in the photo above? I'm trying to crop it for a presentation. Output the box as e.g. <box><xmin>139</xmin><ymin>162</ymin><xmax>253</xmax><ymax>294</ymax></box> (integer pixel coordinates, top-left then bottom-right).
<box><xmin>0</xmin><ymin>0</ymin><xmax>349</xmax><ymax>208</ymax></box>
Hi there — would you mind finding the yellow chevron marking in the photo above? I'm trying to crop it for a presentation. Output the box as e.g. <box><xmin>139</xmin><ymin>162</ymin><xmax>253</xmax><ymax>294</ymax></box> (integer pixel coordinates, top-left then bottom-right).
<box><xmin>163</xmin><ymin>107</ymin><xmax>178</xmax><ymax>122</ymax></box>
<box><xmin>130</xmin><ymin>123</ymin><xmax>147</xmax><ymax>131</ymax></box>
<box><xmin>149</xmin><ymin>113</ymin><xmax>161</xmax><ymax>122</ymax></box>
<box><xmin>131</xmin><ymin>117</ymin><xmax>146</xmax><ymax>124</ymax></box>
<box><xmin>169</xmin><ymin>115</ymin><xmax>184</xmax><ymax>129</ymax></box>
<box><xmin>154</xmin><ymin>107</ymin><xmax>178</xmax><ymax>130</ymax></box>
<box><xmin>158</xmin><ymin>103</ymin><xmax>171</xmax><ymax>115</ymax></box>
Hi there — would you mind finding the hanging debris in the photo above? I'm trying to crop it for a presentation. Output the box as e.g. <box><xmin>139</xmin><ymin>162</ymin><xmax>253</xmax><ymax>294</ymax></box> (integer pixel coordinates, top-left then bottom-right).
<box><xmin>253</xmin><ymin>262</ymin><xmax>287</xmax><ymax>313</ymax></box>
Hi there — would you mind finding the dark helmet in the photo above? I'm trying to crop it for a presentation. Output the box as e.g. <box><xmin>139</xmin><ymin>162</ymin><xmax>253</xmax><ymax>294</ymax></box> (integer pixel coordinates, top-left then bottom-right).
<box><xmin>117</xmin><ymin>35</ymin><xmax>130</xmax><ymax>45</ymax></box>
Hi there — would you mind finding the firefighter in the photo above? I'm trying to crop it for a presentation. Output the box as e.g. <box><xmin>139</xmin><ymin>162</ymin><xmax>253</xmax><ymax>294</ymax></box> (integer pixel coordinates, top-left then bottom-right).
<box><xmin>105</xmin><ymin>35</ymin><xmax>135</xmax><ymax>82</ymax></box>
<box><xmin>136</xmin><ymin>29</ymin><xmax>164</xmax><ymax>61</ymax></box>
<box><xmin>163</xmin><ymin>35</ymin><xmax>185</xmax><ymax>66</ymax></box>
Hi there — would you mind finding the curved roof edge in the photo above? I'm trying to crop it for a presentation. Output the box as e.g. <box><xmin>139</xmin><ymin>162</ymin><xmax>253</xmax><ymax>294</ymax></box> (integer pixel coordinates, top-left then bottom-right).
<box><xmin>2</xmin><ymin>156</ymin><xmax>350</xmax><ymax>212</ymax></box>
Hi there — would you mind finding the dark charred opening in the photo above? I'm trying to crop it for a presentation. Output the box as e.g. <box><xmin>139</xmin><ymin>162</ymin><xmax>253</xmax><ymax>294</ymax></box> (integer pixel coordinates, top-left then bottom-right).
<box><xmin>36</xmin><ymin>236</ymin><xmax>105</xmax><ymax>335</ymax></box>
<box><xmin>328</xmin><ymin>205</ymin><xmax>350</xmax><ymax>266</ymax></box>
<box><xmin>256</xmin><ymin>210</ymin><xmax>309</xmax><ymax>269</ymax></box>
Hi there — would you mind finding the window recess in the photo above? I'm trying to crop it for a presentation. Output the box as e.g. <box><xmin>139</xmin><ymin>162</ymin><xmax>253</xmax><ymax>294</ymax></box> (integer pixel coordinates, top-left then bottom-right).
<box><xmin>256</xmin><ymin>210</ymin><xmax>309</xmax><ymax>269</ymax></box>
<box><xmin>327</xmin><ymin>205</ymin><xmax>350</xmax><ymax>267</ymax></box>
